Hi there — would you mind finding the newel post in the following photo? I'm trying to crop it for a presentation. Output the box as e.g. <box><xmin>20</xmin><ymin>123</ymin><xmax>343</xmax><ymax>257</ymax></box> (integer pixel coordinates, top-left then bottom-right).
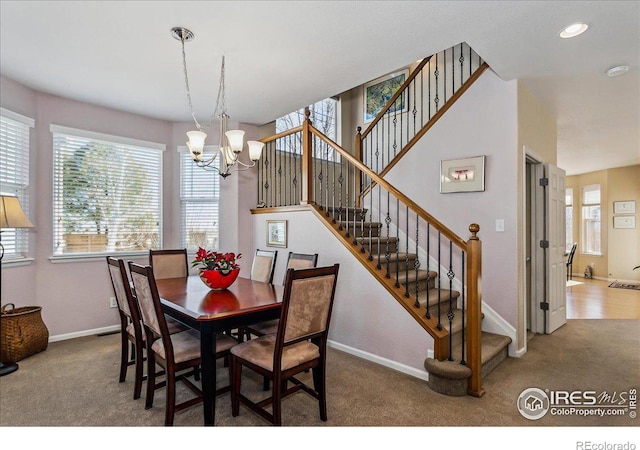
<box><xmin>354</xmin><ymin>126</ymin><xmax>362</xmax><ymax>207</ymax></box>
<box><xmin>301</xmin><ymin>108</ymin><xmax>313</xmax><ymax>205</ymax></box>
<box><xmin>466</xmin><ymin>223</ymin><xmax>485</xmax><ymax>397</ymax></box>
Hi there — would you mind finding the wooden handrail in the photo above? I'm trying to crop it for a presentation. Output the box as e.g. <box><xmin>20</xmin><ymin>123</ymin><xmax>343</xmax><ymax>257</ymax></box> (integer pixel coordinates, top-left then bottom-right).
<box><xmin>309</xmin><ymin>123</ymin><xmax>468</xmax><ymax>251</ymax></box>
<box><xmin>260</xmin><ymin>125</ymin><xmax>303</xmax><ymax>144</ymax></box>
<box><xmin>361</xmin><ymin>56</ymin><xmax>431</xmax><ymax>138</ymax></box>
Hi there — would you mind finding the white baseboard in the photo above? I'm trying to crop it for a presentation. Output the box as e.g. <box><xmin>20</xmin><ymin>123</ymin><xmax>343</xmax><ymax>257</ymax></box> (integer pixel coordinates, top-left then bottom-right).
<box><xmin>49</xmin><ymin>325</ymin><xmax>120</xmax><ymax>343</ymax></box>
<box><xmin>328</xmin><ymin>339</ymin><xmax>430</xmax><ymax>381</ymax></box>
<box><xmin>480</xmin><ymin>302</ymin><xmax>517</xmax><ymax>357</ymax></box>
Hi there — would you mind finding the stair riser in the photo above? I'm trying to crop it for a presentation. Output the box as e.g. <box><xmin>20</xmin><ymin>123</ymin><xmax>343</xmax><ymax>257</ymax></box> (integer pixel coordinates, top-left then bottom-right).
<box><xmin>358</xmin><ymin>242</ymin><xmax>398</xmax><ymax>255</ymax></box>
<box><xmin>342</xmin><ymin>224</ymin><xmax>382</xmax><ymax>238</ymax></box>
<box><xmin>397</xmin><ymin>277</ymin><xmax>432</xmax><ymax>293</ymax></box>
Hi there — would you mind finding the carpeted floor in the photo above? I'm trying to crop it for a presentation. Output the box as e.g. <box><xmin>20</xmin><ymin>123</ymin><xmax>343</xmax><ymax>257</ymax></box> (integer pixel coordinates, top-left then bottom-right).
<box><xmin>1</xmin><ymin>320</ymin><xmax>638</xmax><ymax>433</ymax></box>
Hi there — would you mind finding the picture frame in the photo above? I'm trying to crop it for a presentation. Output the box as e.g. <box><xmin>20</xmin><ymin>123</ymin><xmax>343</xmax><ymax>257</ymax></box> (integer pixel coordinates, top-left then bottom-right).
<box><xmin>440</xmin><ymin>155</ymin><xmax>486</xmax><ymax>193</ymax></box>
<box><xmin>266</xmin><ymin>220</ymin><xmax>287</xmax><ymax>248</ymax></box>
<box><xmin>613</xmin><ymin>200</ymin><xmax>636</xmax><ymax>214</ymax></box>
<box><xmin>363</xmin><ymin>69</ymin><xmax>409</xmax><ymax>122</ymax></box>
<box><xmin>613</xmin><ymin>216</ymin><xmax>635</xmax><ymax>229</ymax></box>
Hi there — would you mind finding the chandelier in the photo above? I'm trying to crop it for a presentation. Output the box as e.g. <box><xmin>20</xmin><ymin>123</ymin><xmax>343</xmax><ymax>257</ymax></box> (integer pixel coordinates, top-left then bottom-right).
<box><xmin>171</xmin><ymin>27</ymin><xmax>264</xmax><ymax>178</ymax></box>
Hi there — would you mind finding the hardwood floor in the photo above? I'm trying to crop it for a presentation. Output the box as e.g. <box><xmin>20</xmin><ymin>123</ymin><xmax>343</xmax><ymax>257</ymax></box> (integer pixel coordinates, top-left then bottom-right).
<box><xmin>566</xmin><ymin>277</ymin><xmax>640</xmax><ymax>319</ymax></box>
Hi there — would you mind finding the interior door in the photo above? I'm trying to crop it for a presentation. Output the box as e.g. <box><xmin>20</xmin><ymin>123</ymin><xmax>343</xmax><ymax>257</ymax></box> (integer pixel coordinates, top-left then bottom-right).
<box><xmin>545</xmin><ymin>163</ymin><xmax>567</xmax><ymax>333</ymax></box>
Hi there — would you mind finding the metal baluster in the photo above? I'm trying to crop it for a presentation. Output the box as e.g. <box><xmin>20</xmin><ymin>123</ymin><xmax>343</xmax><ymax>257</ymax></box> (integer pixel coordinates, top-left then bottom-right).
<box><xmin>459</xmin><ymin>43</ymin><xmax>464</xmax><ymax>91</ymax></box>
<box><xmin>353</xmin><ymin>164</ymin><xmax>358</xmax><ymax>245</ymax></box>
<box><xmin>437</xmin><ymin>231</ymin><xmax>442</xmax><ymax>330</ymax></box>
<box><xmin>325</xmin><ymin>140</ymin><xmax>330</xmax><ymax>218</ymax></box>
<box><xmin>434</xmin><ymin>53</ymin><xmax>440</xmax><ymax>114</ymax></box>
<box><xmin>404</xmin><ymin>205</ymin><xmax>410</xmax><ymax>298</ymax></box>
<box><xmin>342</xmin><ymin>157</ymin><xmax>347</xmax><ymax>234</ymax></box>
<box><xmin>278</xmin><ymin>137</ymin><xmax>282</xmax><ymax>206</ymax></box>
<box><xmin>425</xmin><ymin>223</ymin><xmax>431</xmax><ymax>319</ymax></box>
<box><xmin>375</xmin><ymin>130</ymin><xmax>380</xmax><ymax>265</ymax></box>
<box><xmin>460</xmin><ymin>251</ymin><xmax>466</xmax><ymax>366</ymax></box>
<box><xmin>360</xmin><ymin>173</ymin><xmax>366</xmax><ymax>253</ymax></box>
<box><xmin>395</xmin><ymin>197</ymin><xmax>400</xmax><ymax>288</ymax></box>
<box><xmin>447</xmin><ymin>240</ymin><xmax>455</xmax><ymax>361</ymax></box>
<box><xmin>428</xmin><ymin>59</ymin><xmax>432</xmax><ymax>121</ymax></box>
<box><xmin>444</xmin><ymin>48</ymin><xmax>448</xmax><ymax>104</ymax></box>
<box><xmin>414</xmin><ymin>213</ymin><xmax>420</xmax><ymax>307</ymax></box>
<box><xmin>293</xmin><ymin>135</ymin><xmax>298</xmax><ymax>205</ymax></box>
<box><xmin>412</xmin><ymin>77</ymin><xmax>417</xmax><ymax>139</ymax></box>
<box><xmin>317</xmin><ymin>138</ymin><xmax>323</xmax><ymax>210</ymax></box>
<box><xmin>332</xmin><ymin>143</ymin><xmax>336</xmax><ymax>223</ymax></box>
<box><xmin>384</xmin><ymin>190</ymin><xmax>391</xmax><ymax>277</ymax></box>
<box><xmin>264</xmin><ymin>141</ymin><xmax>271</xmax><ymax>207</ymax></box>
<box><xmin>452</xmin><ymin>45</ymin><xmax>455</xmax><ymax>97</ymax></box>
<box><xmin>420</xmin><ymin>67</ymin><xmax>424</xmax><ymax>127</ymax></box>
<box><xmin>368</xmin><ymin>172</ymin><xmax>373</xmax><ymax>261</ymax></box>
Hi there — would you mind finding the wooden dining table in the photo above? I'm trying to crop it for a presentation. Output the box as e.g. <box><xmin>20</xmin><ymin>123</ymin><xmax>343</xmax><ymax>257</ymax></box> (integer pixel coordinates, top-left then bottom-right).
<box><xmin>155</xmin><ymin>275</ymin><xmax>283</xmax><ymax>426</ymax></box>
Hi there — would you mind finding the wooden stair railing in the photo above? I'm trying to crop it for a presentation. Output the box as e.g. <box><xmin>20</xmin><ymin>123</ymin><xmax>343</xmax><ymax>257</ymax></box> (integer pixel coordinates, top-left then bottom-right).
<box><xmin>255</xmin><ymin>115</ymin><xmax>484</xmax><ymax>397</ymax></box>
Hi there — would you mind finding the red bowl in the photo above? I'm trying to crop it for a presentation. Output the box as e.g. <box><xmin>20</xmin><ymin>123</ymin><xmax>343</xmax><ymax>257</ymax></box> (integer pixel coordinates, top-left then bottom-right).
<box><xmin>198</xmin><ymin>268</ymin><xmax>240</xmax><ymax>290</ymax></box>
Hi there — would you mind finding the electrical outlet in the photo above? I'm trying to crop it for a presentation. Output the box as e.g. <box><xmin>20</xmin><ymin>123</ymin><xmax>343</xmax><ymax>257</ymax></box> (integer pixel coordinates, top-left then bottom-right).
<box><xmin>109</xmin><ymin>297</ymin><xmax>117</xmax><ymax>308</ymax></box>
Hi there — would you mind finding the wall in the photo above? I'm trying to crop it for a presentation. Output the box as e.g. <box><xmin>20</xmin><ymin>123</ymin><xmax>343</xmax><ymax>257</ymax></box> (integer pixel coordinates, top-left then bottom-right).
<box><xmin>567</xmin><ymin>165</ymin><xmax>640</xmax><ymax>282</ymax></box>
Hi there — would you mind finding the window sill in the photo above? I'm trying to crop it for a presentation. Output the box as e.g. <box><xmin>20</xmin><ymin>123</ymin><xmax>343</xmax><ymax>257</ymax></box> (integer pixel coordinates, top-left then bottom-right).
<box><xmin>49</xmin><ymin>251</ymin><xmax>149</xmax><ymax>264</ymax></box>
<box><xmin>581</xmin><ymin>252</ymin><xmax>602</xmax><ymax>257</ymax></box>
<box><xmin>1</xmin><ymin>257</ymin><xmax>35</xmax><ymax>268</ymax></box>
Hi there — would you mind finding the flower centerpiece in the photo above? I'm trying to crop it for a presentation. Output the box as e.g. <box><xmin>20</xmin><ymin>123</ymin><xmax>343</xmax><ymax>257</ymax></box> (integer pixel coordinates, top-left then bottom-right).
<box><xmin>192</xmin><ymin>247</ymin><xmax>242</xmax><ymax>290</ymax></box>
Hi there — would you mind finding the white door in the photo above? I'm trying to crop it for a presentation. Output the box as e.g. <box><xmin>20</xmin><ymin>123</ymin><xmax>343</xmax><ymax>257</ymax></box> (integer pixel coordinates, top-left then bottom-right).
<box><xmin>545</xmin><ymin>163</ymin><xmax>567</xmax><ymax>333</ymax></box>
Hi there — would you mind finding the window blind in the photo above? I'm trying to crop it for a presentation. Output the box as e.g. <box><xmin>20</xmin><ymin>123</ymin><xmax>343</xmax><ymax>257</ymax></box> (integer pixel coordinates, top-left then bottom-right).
<box><xmin>180</xmin><ymin>147</ymin><xmax>219</xmax><ymax>250</ymax></box>
<box><xmin>0</xmin><ymin>109</ymin><xmax>34</xmax><ymax>259</ymax></box>
<box><xmin>51</xmin><ymin>126</ymin><xmax>163</xmax><ymax>255</ymax></box>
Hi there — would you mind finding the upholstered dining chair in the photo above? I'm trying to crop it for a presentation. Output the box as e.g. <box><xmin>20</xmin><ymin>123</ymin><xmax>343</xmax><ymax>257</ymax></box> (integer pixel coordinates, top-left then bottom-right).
<box><xmin>149</xmin><ymin>248</ymin><xmax>189</xmax><ymax>279</ymax></box>
<box><xmin>128</xmin><ymin>262</ymin><xmax>237</xmax><ymax>426</ymax></box>
<box><xmin>250</xmin><ymin>249</ymin><xmax>278</xmax><ymax>284</ymax></box>
<box><xmin>230</xmin><ymin>264</ymin><xmax>340</xmax><ymax>426</ymax></box>
<box><xmin>244</xmin><ymin>252</ymin><xmax>319</xmax><ymax>341</ymax></box>
<box><xmin>106</xmin><ymin>257</ymin><xmax>189</xmax><ymax>400</ymax></box>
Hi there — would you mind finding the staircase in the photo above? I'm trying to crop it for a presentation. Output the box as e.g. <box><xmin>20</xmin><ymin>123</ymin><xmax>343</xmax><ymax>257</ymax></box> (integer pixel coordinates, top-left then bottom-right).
<box><xmin>254</xmin><ymin>42</ymin><xmax>512</xmax><ymax>397</ymax></box>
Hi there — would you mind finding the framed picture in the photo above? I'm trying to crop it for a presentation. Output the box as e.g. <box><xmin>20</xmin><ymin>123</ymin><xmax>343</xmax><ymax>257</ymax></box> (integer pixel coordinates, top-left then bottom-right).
<box><xmin>440</xmin><ymin>155</ymin><xmax>486</xmax><ymax>193</ymax></box>
<box><xmin>613</xmin><ymin>216</ymin><xmax>635</xmax><ymax>229</ymax></box>
<box><xmin>266</xmin><ymin>220</ymin><xmax>287</xmax><ymax>248</ymax></box>
<box><xmin>613</xmin><ymin>200</ymin><xmax>636</xmax><ymax>214</ymax></box>
<box><xmin>364</xmin><ymin>69</ymin><xmax>409</xmax><ymax>122</ymax></box>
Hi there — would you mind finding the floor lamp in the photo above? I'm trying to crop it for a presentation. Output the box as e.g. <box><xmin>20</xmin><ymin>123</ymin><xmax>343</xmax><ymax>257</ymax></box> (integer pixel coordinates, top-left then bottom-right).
<box><xmin>0</xmin><ymin>195</ymin><xmax>35</xmax><ymax>377</ymax></box>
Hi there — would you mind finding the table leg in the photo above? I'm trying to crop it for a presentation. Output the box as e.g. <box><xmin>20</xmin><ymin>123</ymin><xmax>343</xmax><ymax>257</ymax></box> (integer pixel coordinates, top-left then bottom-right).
<box><xmin>200</xmin><ymin>324</ymin><xmax>216</xmax><ymax>426</ymax></box>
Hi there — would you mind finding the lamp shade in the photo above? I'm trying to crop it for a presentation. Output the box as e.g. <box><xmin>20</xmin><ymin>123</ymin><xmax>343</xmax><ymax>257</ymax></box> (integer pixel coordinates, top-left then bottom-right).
<box><xmin>0</xmin><ymin>195</ymin><xmax>34</xmax><ymax>229</ymax></box>
<box><xmin>225</xmin><ymin>130</ymin><xmax>245</xmax><ymax>153</ymax></box>
<box><xmin>248</xmin><ymin>141</ymin><xmax>265</xmax><ymax>161</ymax></box>
<box><xmin>186</xmin><ymin>130</ymin><xmax>207</xmax><ymax>158</ymax></box>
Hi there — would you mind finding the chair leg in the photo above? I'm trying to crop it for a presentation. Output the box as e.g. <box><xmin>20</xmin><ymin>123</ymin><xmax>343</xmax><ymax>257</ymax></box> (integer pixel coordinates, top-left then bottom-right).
<box><xmin>231</xmin><ymin>356</ymin><xmax>241</xmax><ymax>417</ymax></box>
<box><xmin>119</xmin><ymin>331</ymin><xmax>128</xmax><ymax>383</ymax></box>
<box><xmin>272</xmin><ymin>373</ymin><xmax>282</xmax><ymax>426</ymax></box>
<box><xmin>145</xmin><ymin>352</ymin><xmax>156</xmax><ymax>410</ymax></box>
<box><xmin>165</xmin><ymin>369</ymin><xmax>176</xmax><ymax>426</ymax></box>
<box><xmin>313</xmin><ymin>362</ymin><xmax>327</xmax><ymax>421</ymax></box>
<box><xmin>133</xmin><ymin>343</ymin><xmax>144</xmax><ymax>400</ymax></box>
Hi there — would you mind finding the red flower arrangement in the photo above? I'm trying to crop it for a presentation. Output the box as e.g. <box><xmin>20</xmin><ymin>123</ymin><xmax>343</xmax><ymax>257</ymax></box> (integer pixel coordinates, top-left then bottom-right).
<box><xmin>192</xmin><ymin>247</ymin><xmax>241</xmax><ymax>274</ymax></box>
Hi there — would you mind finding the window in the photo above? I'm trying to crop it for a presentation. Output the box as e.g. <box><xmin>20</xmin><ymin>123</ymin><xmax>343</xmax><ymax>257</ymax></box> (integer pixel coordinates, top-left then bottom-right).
<box><xmin>180</xmin><ymin>147</ymin><xmax>219</xmax><ymax>250</ymax></box>
<box><xmin>0</xmin><ymin>108</ymin><xmax>34</xmax><ymax>260</ymax></box>
<box><xmin>52</xmin><ymin>125</ymin><xmax>164</xmax><ymax>256</ymax></box>
<box><xmin>565</xmin><ymin>188</ymin><xmax>573</xmax><ymax>252</ymax></box>
<box><xmin>581</xmin><ymin>184</ymin><xmax>601</xmax><ymax>255</ymax></box>
<box><xmin>276</xmin><ymin>97</ymin><xmax>339</xmax><ymax>160</ymax></box>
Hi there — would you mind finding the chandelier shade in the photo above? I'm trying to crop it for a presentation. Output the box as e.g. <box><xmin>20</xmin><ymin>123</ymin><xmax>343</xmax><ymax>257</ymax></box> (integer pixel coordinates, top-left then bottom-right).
<box><xmin>172</xmin><ymin>27</ymin><xmax>264</xmax><ymax>178</ymax></box>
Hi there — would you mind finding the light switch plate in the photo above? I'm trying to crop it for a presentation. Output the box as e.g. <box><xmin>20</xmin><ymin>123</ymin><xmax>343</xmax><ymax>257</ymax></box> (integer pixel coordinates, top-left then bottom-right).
<box><xmin>496</xmin><ymin>219</ymin><xmax>505</xmax><ymax>232</ymax></box>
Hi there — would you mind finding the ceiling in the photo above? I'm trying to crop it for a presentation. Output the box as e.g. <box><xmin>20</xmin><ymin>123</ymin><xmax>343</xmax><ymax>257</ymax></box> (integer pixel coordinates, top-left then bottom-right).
<box><xmin>1</xmin><ymin>1</ymin><xmax>638</xmax><ymax>176</ymax></box>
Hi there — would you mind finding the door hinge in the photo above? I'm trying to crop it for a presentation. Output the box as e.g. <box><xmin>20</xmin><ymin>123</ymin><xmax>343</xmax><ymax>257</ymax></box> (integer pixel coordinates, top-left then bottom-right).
<box><xmin>540</xmin><ymin>302</ymin><xmax>549</xmax><ymax>311</ymax></box>
<box><xmin>539</xmin><ymin>177</ymin><xmax>548</xmax><ymax>187</ymax></box>
<box><xmin>539</xmin><ymin>240</ymin><xmax>549</xmax><ymax>249</ymax></box>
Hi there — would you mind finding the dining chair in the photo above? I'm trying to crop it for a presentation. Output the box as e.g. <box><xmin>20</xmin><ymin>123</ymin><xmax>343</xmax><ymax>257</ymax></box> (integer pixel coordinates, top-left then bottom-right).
<box><xmin>566</xmin><ymin>242</ymin><xmax>577</xmax><ymax>281</ymax></box>
<box><xmin>244</xmin><ymin>252</ymin><xmax>319</xmax><ymax>340</ymax></box>
<box><xmin>250</xmin><ymin>249</ymin><xmax>278</xmax><ymax>284</ymax></box>
<box><xmin>149</xmin><ymin>248</ymin><xmax>189</xmax><ymax>279</ymax></box>
<box><xmin>106</xmin><ymin>257</ymin><xmax>190</xmax><ymax>400</ymax></box>
<box><xmin>128</xmin><ymin>262</ymin><xmax>238</xmax><ymax>426</ymax></box>
<box><xmin>230</xmin><ymin>264</ymin><xmax>340</xmax><ymax>426</ymax></box>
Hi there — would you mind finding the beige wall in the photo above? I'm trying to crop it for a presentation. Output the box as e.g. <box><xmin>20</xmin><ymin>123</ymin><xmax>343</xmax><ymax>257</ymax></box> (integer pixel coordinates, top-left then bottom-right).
<box><xmin>567</xmin><ymin>165</ymin><xmax>640</xmax><ymax>282</ymax></box>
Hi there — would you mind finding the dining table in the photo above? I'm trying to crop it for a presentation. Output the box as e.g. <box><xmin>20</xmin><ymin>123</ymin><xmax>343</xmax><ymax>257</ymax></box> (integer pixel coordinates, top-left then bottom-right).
<box><xmin>155</xmin><ymin>275</ymin><xmax>283</xmax><ymax>426</ymax></box>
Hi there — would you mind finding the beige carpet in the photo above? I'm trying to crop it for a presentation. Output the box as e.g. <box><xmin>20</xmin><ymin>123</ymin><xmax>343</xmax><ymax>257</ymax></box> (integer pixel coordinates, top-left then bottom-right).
<box><xmin>1</xmin><ymin>320</ymin><xmax>638</xmax><ymax>443</ymax></box>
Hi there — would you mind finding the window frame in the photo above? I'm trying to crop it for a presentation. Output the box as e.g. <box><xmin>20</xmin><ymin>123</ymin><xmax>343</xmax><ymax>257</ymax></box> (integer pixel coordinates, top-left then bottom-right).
<box><xmin>0</xmin><ymin>107</ymin><xmax>34</xmax><ymax>264</ymax></box>
<box><xmin>581</xmin><ymin>184</ymin><xmax>601</xmax><ymax>256</ymax></box>
<box><xmin>50</xmin><ymin>124</ymin><xmax>165</xmax><ymax>261</ymax></box>
<box><xmin>565</xmin><ymin>187</ymin><xmax>573</xmax><ymax>253</ymax></box>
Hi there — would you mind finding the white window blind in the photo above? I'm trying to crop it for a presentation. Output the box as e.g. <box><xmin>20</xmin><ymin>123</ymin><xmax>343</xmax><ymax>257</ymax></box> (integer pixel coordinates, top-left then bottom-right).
<box><xmin>582</xmin><ymin>184</ymin><xmax>601</xmax><ymax>255</ymax></box>
<box><xmin>565</xmin><ymin>188</ymin><xmax>573</xmax><ymax>252</ymax></box>
<box><xmin>180</xmin><ymin>147</ymin><xmax>219</xmax><ymax>250</ymax></box>
<box><xmin>0</xmin><ymin>108</ymin><xmax>34</xmax><ymax>260</ymax></box>
<box><xmin>51</xmin><ymin>125</ymin><xmax>164</xmax><ymax>256</ymax></box>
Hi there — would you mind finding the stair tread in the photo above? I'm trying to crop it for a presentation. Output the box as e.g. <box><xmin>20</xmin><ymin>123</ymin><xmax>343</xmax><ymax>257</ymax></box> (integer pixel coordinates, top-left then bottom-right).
<box><xmin>417</xmin><ymin>288</ymin><xmax>460</xmax><ymax>308</ymax></box>
<box><xmin>395</xmin><ymin>269</ymin><xmax>437</xmax><ymax>283</ymax></box>
<box><xmin>451</xmin><ymin>331</ymin><xmax>512</xmax><ymax>365</ymax></box>
<box><xmin>374</xmin><ymin>252</ymin><xmax>417</xmax><ymax>262</ymax></box>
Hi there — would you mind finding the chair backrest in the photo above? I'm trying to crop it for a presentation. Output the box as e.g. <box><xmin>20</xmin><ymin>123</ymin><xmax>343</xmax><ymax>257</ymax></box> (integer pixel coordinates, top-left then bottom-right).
<box><xmin>276</xmin><ymin>265</ymin><xmax>339</xmax><ymax>352</ymax></box>
<box><xmin>128</xmin><ymin>262</ymin><xmax>173</xmax><ymax>357</ymax></box>
<box><xmin>283</xmin><ymin>252</ymin><xmax>318</xmax><ymax>284</ymax></box>
<box><xmin>106</xmin><ymin>256</ymin><xmax>138</xmax><ymax>323</ymax></box>
<box><xmin>567</xmin><ymin>243</ymin><xmax>577</xmax><ymax>264</ymax></box>
<box><xmin>149</xmin><ymin>249</ymin><xmax>189</xmax><ymax>279</ymax></box>
<box><xmin>251</xmin><ymin>249</ymin><xmax>278</xmax><ymax>284</ymax></box>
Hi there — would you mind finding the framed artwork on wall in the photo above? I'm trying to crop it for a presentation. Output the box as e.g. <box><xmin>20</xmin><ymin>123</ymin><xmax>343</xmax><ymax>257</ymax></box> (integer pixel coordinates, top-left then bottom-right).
<box><xmin>266</xmin><ymin>220</ymin><xmax>287</xmax><ymax>248</ymax></box>
<box><xmin>613</xmin><ymin>200</ymin><xmax>636</xmax><ymax>214</ymax></box>
<box><xmin>363</xmin><ymin>69</ymin><xmax>409</xmax><ymax>122</ymax></box>
<box><xmin>440</xmin><ymin>155</ymin><xmax>486</xmax><ymax>193</ymax></box>
<box><xmin>613</xmin><ymin>216</ymin><xmax>635</xmax><ymax>229</ymax></box>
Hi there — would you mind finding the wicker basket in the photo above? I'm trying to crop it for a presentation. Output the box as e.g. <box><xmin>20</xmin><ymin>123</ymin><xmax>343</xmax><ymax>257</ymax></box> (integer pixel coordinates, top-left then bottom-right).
<box><xmin>1</xmin><ymin>303</ymin><xmax>49</xmax><ymax>363</ymax></box>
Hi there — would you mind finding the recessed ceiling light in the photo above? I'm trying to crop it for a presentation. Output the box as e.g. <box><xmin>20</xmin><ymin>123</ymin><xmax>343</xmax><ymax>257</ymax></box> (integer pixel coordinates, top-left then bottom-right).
<box><xmin>607</xmin><ymin>65</ymin><xmax>629</xmax><ymax>77</ymax></box>
<box><xmin>559</xmin><ymin>23</ymin><xmax>589</xmax><ymax>39</ymax></box>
